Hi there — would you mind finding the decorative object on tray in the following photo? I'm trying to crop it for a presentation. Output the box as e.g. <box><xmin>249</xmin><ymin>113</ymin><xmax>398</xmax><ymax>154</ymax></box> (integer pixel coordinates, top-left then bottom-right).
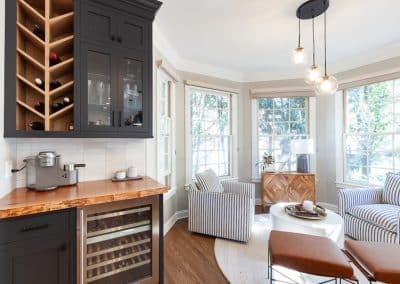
<box><xmin>256</xmin><ymin>153</ymin><xmax>275</xmax><ymax>172</ymax></box>
<box><xmin>112</xmin><ymin>167</ymin><xmax>142</xmax><ymax>182</ymax></box>
<box><xmin>285</xmin><ymin>201</ymin><xmax>327</xmax><ymax>220</ymax></box>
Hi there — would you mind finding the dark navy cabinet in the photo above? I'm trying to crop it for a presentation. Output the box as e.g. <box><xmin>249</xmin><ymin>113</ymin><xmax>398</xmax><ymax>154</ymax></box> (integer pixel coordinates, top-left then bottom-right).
<box><xmin>0</xmin><ymin>209</ymin><xmax>76</xmax><ymax>284</ymax></box>
<box><xmin>4</xmin><ymin>0</ymin><xmax>161</xmax><ymax>138</ymax></box>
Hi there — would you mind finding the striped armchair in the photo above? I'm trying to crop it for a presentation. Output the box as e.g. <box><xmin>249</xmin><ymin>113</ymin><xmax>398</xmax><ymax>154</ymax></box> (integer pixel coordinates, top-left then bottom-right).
<box><xmin>186</xmin><ymin>180</ymin><xmax>255</xmax><ymax>242</ymax></box>
<box><xmin>338</xmin><ymin>173</ymin><xmax>400</xmax><ymax>244</ymax></box>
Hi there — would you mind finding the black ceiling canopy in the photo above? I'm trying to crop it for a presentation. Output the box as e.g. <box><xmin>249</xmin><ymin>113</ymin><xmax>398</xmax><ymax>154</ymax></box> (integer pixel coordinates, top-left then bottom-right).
<box><xmin>296</xmin><ymin>0</ymin><xmax>329</xmax><ymax>19</ymax></box>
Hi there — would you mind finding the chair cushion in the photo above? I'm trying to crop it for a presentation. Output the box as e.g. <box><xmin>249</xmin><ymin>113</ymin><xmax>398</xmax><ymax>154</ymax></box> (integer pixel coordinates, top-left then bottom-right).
<box><xmin>383</xmin><ymin>173</ymin><xmax>400</xmax><ymax>206</ymax></box>
<box><xmin>347</xmin><ymin>204</ymin><xmax>400</xmax><ymax>233</ymax></box>
<box><xmin>345</xmin><ymin>240</ymin><xmax>400</xmax><ymax>283</ymax></box>
<box><xmin>195</xmin><ymin>169</ymin><xmax>223</xmax><ymax>192</ymax></box>
<box><xmin>269</xmin><ymin>231</ymin><xmax>354</xmax><ymax>279</ymax></box>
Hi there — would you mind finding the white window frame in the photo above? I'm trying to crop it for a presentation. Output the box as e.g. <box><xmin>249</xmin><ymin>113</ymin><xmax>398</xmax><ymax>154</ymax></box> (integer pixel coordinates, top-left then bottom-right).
<box><xmin>156</xmin><ymin>69</ymin><xmax>176</xmax><ymax>191</ymax></box>
<box><xmin>185</xmin><ymin>85</ymin><xmax>238</xmax><ymax>183</ymax></box>
<box><xmin>338</xmin><ymin>79</ymin><xmax>400</xmax><ymax>187</ymax></box>
<box><xmin>251</xmin><ymin>96</ymin><xmax>316</xmax><ymax>181</ymax></box>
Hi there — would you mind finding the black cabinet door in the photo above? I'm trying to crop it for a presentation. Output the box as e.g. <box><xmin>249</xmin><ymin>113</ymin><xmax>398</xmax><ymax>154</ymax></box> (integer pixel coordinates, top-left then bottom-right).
<box><xmin>117</xmin><ymin>14</ymin><xmax>150</xmax><ymax>50</ymax></box>
<box><xmin>81</xmin><ymin>1</ymin><xmax>118</xmax><ymax>46</ymax></box>
<box><xmin>116</xmin><ymin>49</ymin><xmax>152</xmax><ymax>136</ymax></box>
<box><xmin>0</xmin><ymin>236</ymin><xmax>73</xmax><ymax>284</ymax></box>
<box><xmin>80</xmin><ymin>42</ymin><xmax>119</xmax><ymax>132</ymax></box>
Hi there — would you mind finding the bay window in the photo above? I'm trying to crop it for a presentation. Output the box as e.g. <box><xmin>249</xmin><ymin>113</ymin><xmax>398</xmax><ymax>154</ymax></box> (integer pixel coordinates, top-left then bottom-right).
<box><xmin>344</xmin><ymin>79</ymin><xmax>400</xmax><ymax>185</ymax></box>
<box><xmin>186</xmin><ymin>86</ymin><xmax>234</xmax><ymax>179</ymax></box>
<box><xmin>256</xmin><ymin>97</ymin><xmax>310</xmax><ymax>173</ymax></box>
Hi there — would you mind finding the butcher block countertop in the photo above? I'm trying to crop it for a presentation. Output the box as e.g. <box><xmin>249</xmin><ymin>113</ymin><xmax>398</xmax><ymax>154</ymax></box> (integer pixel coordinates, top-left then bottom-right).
<box><xmin>0</xmin><ymin>177</ymin><xmax>167</xmax><ymax>219</ymax></box>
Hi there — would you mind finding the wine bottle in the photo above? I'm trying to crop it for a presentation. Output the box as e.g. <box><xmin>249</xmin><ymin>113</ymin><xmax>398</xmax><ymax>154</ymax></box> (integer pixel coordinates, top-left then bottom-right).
<box><xmin>49</xmin><ymin>52</ymin><xmax>62</xmax><ymax>66</ymax></box>
<box><xmin>29</xmin><ymin>121</ymin><xmax>44</xmax><ymax>131</ymax></box>
<box><xmin>50</xmin><ymin>80</ymin><xmax>62</xmax><ymax>90</ymax></box>
<box><xmin>63</xmin><ymin>96</ymin><xmax>73</xmax><ymax>106</ymax></box>
<box><xmin>34</xmin><ymin>78</ymin><xmax>44</xmax><ymax>90</ymax></box>
<box><xmin>32</xmin><ymin>24</ymin><xmax>45</xmax><ymax>40</ymax></box>
<box><xmin>34</xmin><ymin>102</ymin><xmax>45</xmax><ymax>114</ymax></box>
<box><xmin>51</xmin><ymin>102</ymin><xmax>63</xmax><ymax>113</ymax></box>
<box><xmin>68</xmin><ymin>121</ymin><xmax>74</xmax><ymax>131</ymax></box>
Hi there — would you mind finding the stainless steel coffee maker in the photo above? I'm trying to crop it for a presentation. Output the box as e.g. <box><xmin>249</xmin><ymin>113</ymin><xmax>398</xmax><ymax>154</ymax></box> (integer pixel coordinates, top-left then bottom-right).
<box><xmin>16</xmin><ymin>151</ymin><xmax>85</xmax><ymax>191</ymax></box>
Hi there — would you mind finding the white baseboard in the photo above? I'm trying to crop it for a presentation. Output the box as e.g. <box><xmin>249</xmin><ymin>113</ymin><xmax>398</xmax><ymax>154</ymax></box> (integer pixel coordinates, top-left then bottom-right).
<box><xmin>164</xmin><ymin>209</ymin><xmax>188</xmax><ymax>236</ymax></box>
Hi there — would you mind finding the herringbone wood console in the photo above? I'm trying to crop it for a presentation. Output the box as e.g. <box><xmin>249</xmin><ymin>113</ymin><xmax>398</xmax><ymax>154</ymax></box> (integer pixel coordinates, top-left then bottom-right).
<box><xmin>261</xmin><ymin>172</ymin><xmax>315</xmax><ymax>208</ymax></box>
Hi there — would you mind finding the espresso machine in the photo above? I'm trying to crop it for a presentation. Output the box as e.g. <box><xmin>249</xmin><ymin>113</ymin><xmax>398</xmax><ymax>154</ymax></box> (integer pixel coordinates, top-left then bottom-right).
<box><xmin>14</xmin><ymin>151</ymin><xmax>85</xmax><ymax>191</ymax></box>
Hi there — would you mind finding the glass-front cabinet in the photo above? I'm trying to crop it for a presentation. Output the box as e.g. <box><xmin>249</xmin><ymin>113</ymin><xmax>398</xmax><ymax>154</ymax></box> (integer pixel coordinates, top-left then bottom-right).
<box><xmin>83</xmin><ymin>44</ymin><xmax>115</xmax><ymax>130</ymax></box>
<box><xmin>79</xmin><ymin>0</ymin><xmax>153</xmax><ymax>138</ymax></box>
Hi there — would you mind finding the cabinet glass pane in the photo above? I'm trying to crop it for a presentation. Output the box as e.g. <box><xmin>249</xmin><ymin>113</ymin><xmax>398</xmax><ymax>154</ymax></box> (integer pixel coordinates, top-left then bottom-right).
<box><xmin>87</xmin><ymin>51</ymin><xmax>112</xmax><ymax>126</ymax></box>
<box><xmin>121</xmin><ymin>58</ymin><xmax>143</xmax><ymax>127</ymax></box>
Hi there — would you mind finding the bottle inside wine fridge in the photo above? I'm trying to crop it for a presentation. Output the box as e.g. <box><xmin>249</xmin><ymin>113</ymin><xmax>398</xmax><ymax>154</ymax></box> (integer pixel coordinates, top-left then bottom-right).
<box><xmin>78</xmin><ymin>198</ymin><xmax>160</xmax><ymax>284</ymax></box>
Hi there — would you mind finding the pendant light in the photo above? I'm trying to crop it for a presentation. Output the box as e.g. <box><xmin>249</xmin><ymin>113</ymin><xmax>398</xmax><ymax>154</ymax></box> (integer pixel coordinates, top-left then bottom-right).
<box><xmin>292</xmin><ymin>18</ymin><xmax>306</xmax><ymax>64</ymax></box>
<box><xmin>305</xmin><ymin>16</ymin><xmax>321</xmax><ymax>84</ymax></box>
<box><xmin>315</xmin><ymin>10</ymin><xmax>338</xmax><ymax>95</ymax></box>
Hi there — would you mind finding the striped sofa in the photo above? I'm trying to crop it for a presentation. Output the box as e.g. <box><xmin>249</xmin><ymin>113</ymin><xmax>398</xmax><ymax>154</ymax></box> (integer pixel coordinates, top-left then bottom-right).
<box><xmin>338</xmin><ymin>173</ymin><xmax>400</xmax><ymax>244</ymax></box>
<box><xmin>187</xmin><ymin>180</ymin><xmax>255</xmax><ymax>242</ymax></box>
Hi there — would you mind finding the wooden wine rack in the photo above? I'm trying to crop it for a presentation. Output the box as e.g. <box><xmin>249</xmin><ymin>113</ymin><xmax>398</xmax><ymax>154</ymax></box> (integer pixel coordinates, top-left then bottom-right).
<box><xmin>16</xmin><ymin>0</ymin><xmax>74</xmax><ymax>131</ymax></box>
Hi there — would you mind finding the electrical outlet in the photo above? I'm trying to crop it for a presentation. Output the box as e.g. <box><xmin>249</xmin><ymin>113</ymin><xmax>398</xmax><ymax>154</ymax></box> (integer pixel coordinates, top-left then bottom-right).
<box><xmin>5</xmin><ymin>160</ymin><xmax>13</xmax><ymax>178</ymax></box>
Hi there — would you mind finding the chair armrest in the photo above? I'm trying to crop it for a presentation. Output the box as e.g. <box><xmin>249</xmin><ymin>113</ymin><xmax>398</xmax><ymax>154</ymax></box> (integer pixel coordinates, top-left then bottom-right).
<box><xmin>221</xmin><ymin>180</ymin><xmax>255</xmax><ymax>200</ymax></box>
<box><xmin>338</xmin><ymin>187</ymin><xmax>383</xmax><ymax>217</ymax></box>
<box><xmin>188</xmin><ymin>190</ymin><xmax>253</xmax><ymax>217</ymax></box>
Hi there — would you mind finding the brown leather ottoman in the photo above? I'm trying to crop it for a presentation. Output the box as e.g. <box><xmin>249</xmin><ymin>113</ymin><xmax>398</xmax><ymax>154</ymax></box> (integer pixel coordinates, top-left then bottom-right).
<box><xmin>345</xmin><ymin>240</ymin><xmax>400</xmax><ymax>284</ymax></box>
<box><xmin>268</xmin><ymin>230</ymin><xmax>355</xmax><ymax>283</ymax></box>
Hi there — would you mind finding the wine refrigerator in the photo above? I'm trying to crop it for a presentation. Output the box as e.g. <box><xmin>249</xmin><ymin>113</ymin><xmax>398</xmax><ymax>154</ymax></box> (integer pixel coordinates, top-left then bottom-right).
<box><xmin>77</xmin><ymin>197</ymin><xmax>160</xmax><ymax>283</ymax></box>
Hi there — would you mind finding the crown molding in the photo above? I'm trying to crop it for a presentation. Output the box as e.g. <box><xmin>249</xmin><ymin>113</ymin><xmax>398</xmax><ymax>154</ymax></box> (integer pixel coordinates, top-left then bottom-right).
<box><xmin>154</xmin><ymin>23</ymin><xmax>400</xmax><ymax>83</ymax></box>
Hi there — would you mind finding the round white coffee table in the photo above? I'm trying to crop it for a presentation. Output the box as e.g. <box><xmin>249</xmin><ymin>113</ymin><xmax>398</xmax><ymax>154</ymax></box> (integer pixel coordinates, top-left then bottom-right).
<box><xmin>270</xmin><ymin>203</ymin><xmax>344</xmax><ymax>247</ymax></box>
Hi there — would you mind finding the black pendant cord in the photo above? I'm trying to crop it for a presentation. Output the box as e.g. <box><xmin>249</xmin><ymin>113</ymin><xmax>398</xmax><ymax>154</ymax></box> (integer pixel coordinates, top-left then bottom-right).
<box><xmin>312</xmin><ymin>16</ymin><xmax>316</xmax><ymax>65</ymax></box>
<box><xmin>324</xmin><ymin>10</ymin><xmax>327</xmax><ymax>76</ymax></box>
<box><xmin>298</xmin><ymin>17</ymin><xmax>301</xmax><ymax>48</ymax></box>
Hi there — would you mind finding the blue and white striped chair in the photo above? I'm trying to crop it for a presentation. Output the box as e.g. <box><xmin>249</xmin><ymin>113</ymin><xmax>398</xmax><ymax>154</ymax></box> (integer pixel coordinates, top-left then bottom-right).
<box><xmin>338</xmin><ymin>173</ymin><xmax>400</xmax><ymax>244</ymax></box>
<box><xmin>186</xmin><ymin>171</ymin><xmax>255</xmax><ymax>242</ymax></box>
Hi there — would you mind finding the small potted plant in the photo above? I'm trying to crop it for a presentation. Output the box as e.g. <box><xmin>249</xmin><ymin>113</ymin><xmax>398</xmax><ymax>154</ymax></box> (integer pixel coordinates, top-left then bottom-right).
<box><xmin>256</xmin><ymin>153</ymin><xmax>275</xmax><ymax>172</ymax></box>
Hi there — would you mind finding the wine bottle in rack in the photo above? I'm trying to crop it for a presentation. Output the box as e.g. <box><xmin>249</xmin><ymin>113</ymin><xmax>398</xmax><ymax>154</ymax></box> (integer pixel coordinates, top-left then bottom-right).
<box><xmin>29</xmin><ymin>121</ymin><xmax>44</xmax><ymax>131</ymax></box>
<box><xmin>34</xmin><ymin>78</ymin><xmax>45</xmax><ymax>90</ymax></box>
<box><xmin>34</xmin><ymin>102</ymin><xmax>45</xmax><ymax>114</ymax></box>
<box><xmin>63</xmin><ymin>96</ymin><xmax>73</xmax><ymax>106</ymax></box>
<box><xmin>32</xmin><ymin>24</ymin><xmax>45</xmax><ymax>41</ymax></box>
<box><xmin>68</xmin><ymin>121</ymin><xmax>74</xmax><ymax>131</ymax></box>
<box><xmin>50</xmin><ymin>80</ymin><xmax>62</xmax><ymax>90</ymax></box>
<box><xmin>51</xmin><ymin>102</ymin><xmax>64</xmax><ymax>113</ymax></box>
<box><xmin>50</xmin><ymin>52</ymin><xmax>62</xmax><ymax>66</ymax></box>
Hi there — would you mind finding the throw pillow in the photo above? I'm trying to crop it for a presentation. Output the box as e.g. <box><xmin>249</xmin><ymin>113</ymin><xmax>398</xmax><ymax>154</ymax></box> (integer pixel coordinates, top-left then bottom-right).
<box><xmin>195</xmin><ymin>169</ymin><xmax>223</xmax><ymax>193</ymax></box>
<box><xmin>383</xmin><ymin>173</ymin><xmax>400</xmax><ymax>206</ymax></box>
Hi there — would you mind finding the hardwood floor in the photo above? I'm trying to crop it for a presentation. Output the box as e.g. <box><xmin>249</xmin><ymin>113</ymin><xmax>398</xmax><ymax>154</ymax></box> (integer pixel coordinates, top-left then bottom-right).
<box><xmin>164</xmin><ymin>206</ymin><xmax>264</xmax><ymax>284</ymax></box>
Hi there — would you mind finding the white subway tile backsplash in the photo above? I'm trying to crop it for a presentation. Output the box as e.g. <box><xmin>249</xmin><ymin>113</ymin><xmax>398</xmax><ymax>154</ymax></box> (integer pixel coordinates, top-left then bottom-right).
<box><xmin>12</xmin><ymin>139</ymin><xmax>147</xmax><ymax>188</ymax></box>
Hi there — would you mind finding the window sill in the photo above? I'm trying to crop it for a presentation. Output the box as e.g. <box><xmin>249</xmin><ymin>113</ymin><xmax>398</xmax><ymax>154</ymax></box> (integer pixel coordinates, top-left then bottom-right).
<box><xmin>335</xmin><ymin>181</ymin><xmax>382</xmax><ymax>189</ymax></box>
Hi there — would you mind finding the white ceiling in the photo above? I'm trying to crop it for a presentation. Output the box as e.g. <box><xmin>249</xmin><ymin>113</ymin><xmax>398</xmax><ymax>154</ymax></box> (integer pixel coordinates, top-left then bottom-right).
<box><xmin>154</xmin><ymin>0</ymin><xmax>400</xmax><ymax>82</ymax></box>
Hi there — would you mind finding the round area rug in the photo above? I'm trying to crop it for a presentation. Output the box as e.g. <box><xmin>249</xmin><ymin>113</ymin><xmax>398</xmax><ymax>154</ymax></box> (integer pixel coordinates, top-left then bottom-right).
<box><xmin>214</xmin><ymin>214</ymin><xmax>372</xmax><ymax>284</ymax></box>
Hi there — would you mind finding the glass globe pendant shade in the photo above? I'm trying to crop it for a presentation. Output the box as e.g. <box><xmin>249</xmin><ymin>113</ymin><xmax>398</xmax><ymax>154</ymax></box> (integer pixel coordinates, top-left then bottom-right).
<box><xmin>305</xmin><ymin>65</ymin><xmax>321</xmax><ymax>85</ymax></box>
<box><xmin>315</xmin><ymin>75</ymin><xmax>338</xmax><ymax>95</ymax></box>
<box><xmin>292</xmin><ymin>47</ymin><xmax>306</xmax><ymax>64</ymax></box>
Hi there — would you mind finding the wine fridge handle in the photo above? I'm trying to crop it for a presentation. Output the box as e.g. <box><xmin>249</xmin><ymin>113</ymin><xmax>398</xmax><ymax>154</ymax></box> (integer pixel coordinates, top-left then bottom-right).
<box><xmin>119</xmin><ymin>111</ymin><xmax>122</xmax><ymax>127</ymax></box>
<box><xmin>111</xmin><ymin>111</ymin><xmax>115</xmax><ymax>127</ymax></box>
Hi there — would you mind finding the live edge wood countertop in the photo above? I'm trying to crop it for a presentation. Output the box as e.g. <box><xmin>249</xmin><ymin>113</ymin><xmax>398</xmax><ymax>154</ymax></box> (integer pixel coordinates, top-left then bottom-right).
<box><xmin>0</xmin><ymin>177</ymin><xmax>168</xmax><ymax>219</ymax></box>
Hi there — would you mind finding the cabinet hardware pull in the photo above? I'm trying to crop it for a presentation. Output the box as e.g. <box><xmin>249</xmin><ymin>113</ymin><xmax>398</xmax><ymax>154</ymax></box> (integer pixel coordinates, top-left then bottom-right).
<box><xmin>21</xmin><ymin>224</ymin><xmax>49</xmax><ymax>232</ymax></box>
<box><xmin>59</xmin><ymin>243</ymin><xmax>67</xmax><ymax>252</ymax></box>
<box><xmin>119</xmin><ymin>111</ymin><xmax>122</xmax><ymax>127</ymax></box>
<box><xmin>117</xmin><ymin>37</ymin><xmax>122</xmax><ymax>43</ymax></box>
<box><xmin>112</xmin><ymin>111</ymin><xmax>115</xmax><ymax>127</ymax></box>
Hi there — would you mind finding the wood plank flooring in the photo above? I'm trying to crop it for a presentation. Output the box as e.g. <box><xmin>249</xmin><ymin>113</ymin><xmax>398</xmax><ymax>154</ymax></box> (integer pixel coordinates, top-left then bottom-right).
<box><xmin>164</xmin><ymin>206</ymin><xmax>263</xmax><ymax>284</ymax></box>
